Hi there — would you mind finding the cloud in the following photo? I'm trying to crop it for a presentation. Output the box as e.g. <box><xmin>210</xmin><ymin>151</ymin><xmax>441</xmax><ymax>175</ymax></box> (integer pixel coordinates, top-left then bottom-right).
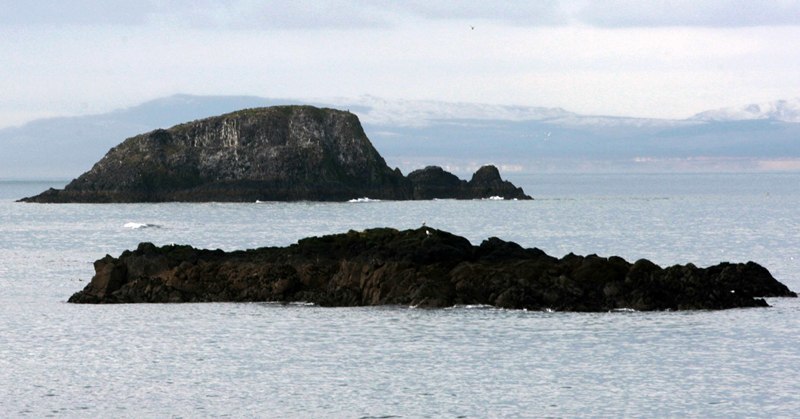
<box><xmin>575</xmin><ymin>0</ymin><xmax>800</xmax><ymax>27</ymax></box>
<box><xmin>150</xmin><ymin>0</ymin><xmax>393</xmax><ymax>30</ymax></box>
<box><xmin>397</xmin><ymin>0</ymin><xmax>800</xmax><ymax>27</ymax></box>
<box><xmin>0</xmin><ymin>0</ymin><xmax>396</xmax><ymax>30</ymax></box>
<box><xmin>1</xmin><ymin>1</ymin><xmax>799</xmax><ymax>127</ymax></box>
<box><xmin>3</xmin><ymin>1</ymin><xmax>799</xmax><ymax>29</ymax></box>
<box><xmin>0</xmin><ymin>0</ymin><xmax>153</xmax><ymax>26</ymax></box>
<box><xmin>380</xmin><ymin>1</ymin><xmax>568</xmax><ymax>26</ymax></box>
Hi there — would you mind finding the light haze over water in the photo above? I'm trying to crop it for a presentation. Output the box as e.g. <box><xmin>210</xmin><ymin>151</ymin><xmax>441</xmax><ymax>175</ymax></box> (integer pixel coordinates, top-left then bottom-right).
<box><xmin>1</xmin><ymin>173</ymin><xmax>799</xmax><ymax>417</ymax></box>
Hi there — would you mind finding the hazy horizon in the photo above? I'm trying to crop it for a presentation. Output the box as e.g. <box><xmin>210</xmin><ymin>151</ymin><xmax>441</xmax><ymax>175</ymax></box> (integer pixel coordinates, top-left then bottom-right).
<box><xmin>2</xmin><ymin>92</ymin><xmax>800</xmax><ymax>180</ymax></box>
<box><xmin>2</xmin><ymin>91</ymin><xmax>799</xmax><ymax>130</ymax></box>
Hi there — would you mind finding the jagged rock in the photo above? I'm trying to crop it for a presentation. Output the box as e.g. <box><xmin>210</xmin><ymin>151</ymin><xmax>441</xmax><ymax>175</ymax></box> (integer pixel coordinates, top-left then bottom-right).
<box><xmin>19</xmin><ymin>106</ymin><xmax>530</xmax><ymax>202</ymax></box>
<box><xmin>407</xmin><ymin>166</ymin><xmax>463</xmax><ymax>199</ymax></box>
<box><xmin>68</xmin><ymin>227</ymin><xmax>796</xmax><ymax>310</ymax></box>
<box><xmin>407</xmin><ymin>165</ymin><xmax>529</xmax><ymax>199</ymax></box>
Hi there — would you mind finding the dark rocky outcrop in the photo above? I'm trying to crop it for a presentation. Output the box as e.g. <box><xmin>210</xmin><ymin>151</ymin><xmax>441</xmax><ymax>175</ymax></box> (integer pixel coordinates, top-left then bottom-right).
<box><xmin>408</xmin><ymin>165</ymin><xmax>528</xmax><ymax>200</ymax></box>
<box><xmin>68</xmin><ymin>227</ymin><xmax>796</xmax><ymax>311</ymax></box>
<box><xmin>19</xmin><ymin>106</ymin><xmax>530</xmax><ymax>202</ymax></box>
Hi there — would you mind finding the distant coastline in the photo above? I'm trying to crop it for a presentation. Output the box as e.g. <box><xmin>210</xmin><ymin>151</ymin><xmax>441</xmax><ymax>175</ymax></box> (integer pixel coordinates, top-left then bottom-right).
<box><xmin>3</xmin><ymin>94</ymin><xmax>800</xmax><ymax>180</ymax></box>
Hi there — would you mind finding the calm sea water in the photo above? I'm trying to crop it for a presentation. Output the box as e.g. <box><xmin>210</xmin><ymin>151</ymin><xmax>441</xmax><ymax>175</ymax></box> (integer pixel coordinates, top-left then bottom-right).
<box><xmin>1</xmin><ymin>173</ymin><xmax>799</xmax><ymax>417</ymax></box>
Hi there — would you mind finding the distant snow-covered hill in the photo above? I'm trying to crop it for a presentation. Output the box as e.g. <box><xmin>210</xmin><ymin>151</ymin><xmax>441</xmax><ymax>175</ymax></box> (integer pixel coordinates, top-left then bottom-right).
<box><xmin>692</xmin><ymin>98</ymin><xmax>800</xmax><ymax>123</ymax></box>
<box><xmin>1</xmin><ymin>94</ymin><xmax>799</xmax><ymax>179</ymax></box>
<box><xmin>333</xmin><ymin>95</ymin><xmax>575</xmax><ymax>126</ymax></box>
<box><xmin>340</xmin><ymin>95</ymin><xmax>694</xmax><ymax>129</ymax></box>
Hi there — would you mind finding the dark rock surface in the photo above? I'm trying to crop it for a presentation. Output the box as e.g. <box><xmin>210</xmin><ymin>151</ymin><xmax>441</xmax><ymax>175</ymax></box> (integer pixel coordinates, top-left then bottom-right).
<box><xmin>68</xmin><ymin>227</ymin><xmax>796</xmax><ymax>310</ymax></box>
<box><xmin>408</xmin><ymin>165</ymin><xmax>528</xmax><ymax>200</ymax></box>
<box><xmin>19</xmin><ymin>106</ymin><xmax>530</xmax><ymax>202</ymax></box>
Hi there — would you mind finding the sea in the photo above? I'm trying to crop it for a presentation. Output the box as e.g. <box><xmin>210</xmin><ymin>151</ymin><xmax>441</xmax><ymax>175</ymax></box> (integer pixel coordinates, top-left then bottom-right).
<box><xmin>1</xmin><ymin>172</ymin><xmax>799</xmax><ymax>418</ymax></box>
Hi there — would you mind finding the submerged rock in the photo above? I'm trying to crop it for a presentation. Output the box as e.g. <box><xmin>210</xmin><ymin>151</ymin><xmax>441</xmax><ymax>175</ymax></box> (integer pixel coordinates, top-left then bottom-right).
<box><xmin>68</xmin><ymin>228</ymin><xmax>796</xmax><ymax>311</ymax></box>
<box><xmin>19</xmin><ymin>106</ymin><xmax>530</xmax><ymax>202</ymax></box>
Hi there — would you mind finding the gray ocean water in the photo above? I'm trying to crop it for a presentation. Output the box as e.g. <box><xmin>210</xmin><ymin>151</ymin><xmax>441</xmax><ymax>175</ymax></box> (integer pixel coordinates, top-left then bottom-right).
<box><xmin>1</xmin><ymin>173</ymin><xmax>799</xmax><ymax>417</ymax></box>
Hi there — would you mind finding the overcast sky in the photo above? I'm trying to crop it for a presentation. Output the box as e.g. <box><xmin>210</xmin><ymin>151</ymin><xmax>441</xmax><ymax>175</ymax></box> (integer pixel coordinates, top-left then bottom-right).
<box><xmin>1</xmin><ymin>0</ymin><xmax>799</xmax><ymax>127</ymax></box>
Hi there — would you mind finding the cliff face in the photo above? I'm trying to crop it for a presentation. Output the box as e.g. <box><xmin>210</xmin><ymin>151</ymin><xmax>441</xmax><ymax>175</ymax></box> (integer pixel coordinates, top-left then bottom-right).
<box><xmin>68</xmin><ymin>227</ymin><xmax>796</xmax><ymax>310</ymax></box>
<box><xmin>23</xmin><ymin>106</ymin><xmax>412</xmax><ymax>202</ymax></box>
<box><xmin>20</xmin><ymin>106</ymin><xmax>530</xmax><ymax>202</ymax></box>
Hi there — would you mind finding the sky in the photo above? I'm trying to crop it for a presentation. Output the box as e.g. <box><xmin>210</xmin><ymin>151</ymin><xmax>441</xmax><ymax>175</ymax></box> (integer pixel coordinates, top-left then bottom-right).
<box><xmin>1</xmin><ymin>0</ymin><xmax>799</xmax><ymax>128</ymax></box>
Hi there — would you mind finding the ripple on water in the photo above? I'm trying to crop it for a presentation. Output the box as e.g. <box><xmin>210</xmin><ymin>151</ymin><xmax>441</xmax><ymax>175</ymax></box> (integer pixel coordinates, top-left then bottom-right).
<box><xmin>1</xmin><ymin>174</ymin><xmax>799</xmax><ymax>416</ymax></box>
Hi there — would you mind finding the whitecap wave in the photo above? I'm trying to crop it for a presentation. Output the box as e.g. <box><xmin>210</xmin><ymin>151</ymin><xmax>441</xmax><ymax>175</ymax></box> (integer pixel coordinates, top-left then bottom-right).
<box><xmin>611</xmin><ymin>307</ymin><xmax>638</xmax><ymax>313</ymax></box>
<box><xmin>348</xmin><ymin>197</ymin><xmax>381</xmax><ymax>203</ymax></box>
<box><xmin>445</xmin><ymin>304</ymin><xmax>496</xmax><ymax>310</ymax></box>
<box><xmin>123</xmin><ymin>222</ymin><xmax>161</xmax><ymax>229</ymax></box>
<box><xmin>287</xmin><ymin>301</ymin><xmax>316</xmax><ymax>307</ymax></box>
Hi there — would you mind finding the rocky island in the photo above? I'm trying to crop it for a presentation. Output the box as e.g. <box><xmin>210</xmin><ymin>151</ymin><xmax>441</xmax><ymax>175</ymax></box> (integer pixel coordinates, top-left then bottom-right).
<box><xmin>20</xmin><ymin>106</ymin><xmax>530</xmax><ymax>203</ymax></box>
<box><xmin>69</xmin><ymin>227</ymin><xmax>796</xmax><ymax>311</ymax></box>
